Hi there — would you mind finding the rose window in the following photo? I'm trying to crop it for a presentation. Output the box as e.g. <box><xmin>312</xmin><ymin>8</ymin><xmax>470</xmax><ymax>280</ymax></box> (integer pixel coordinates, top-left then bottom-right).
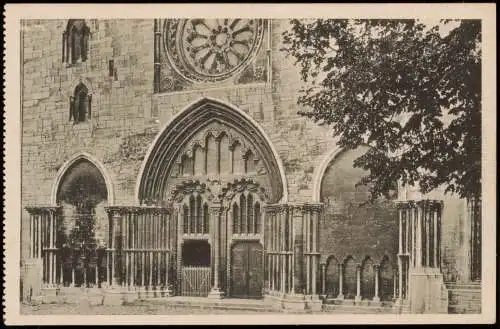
<box><xmin>164</xmin><ymin>19</ymin><xmax>264</xmax><ymax>82</ymax></box>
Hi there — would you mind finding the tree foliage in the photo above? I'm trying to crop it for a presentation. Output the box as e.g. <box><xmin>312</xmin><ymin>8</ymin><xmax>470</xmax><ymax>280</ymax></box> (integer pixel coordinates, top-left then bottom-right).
<box><xmin>282</xmin><ymin>19</ymin><xmax>481</xmax><ymax>200</ymax></box>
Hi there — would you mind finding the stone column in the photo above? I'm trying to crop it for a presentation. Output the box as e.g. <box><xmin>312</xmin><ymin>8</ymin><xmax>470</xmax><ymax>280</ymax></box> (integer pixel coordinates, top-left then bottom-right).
<box><xmin>292</xmin><ymin>207</ymin><xmax>305</xmax><ymax>294</ymax></box>
<box><xmin>373</xmin><ymin>265</ymin><xmax>380</xmax><ymax>303</ymax></box>
<box><xmin>208</xmin><ymin>201</ymin><xmax>224</xmax><ymax>299</ymax></box>
<box><xmin>397</xmin><ymin>257</ymin><xmax>403</xmax><ymax>301</ymax></box>
<box><xmin>106</xmin><ymin>208</ymin><xmax>113</xmax><ymax>287</ymax></box>
<box><xmin>415</xmin><ymin>205</ymin><xmax>422</xmax><ymax>268</ymax></box>
<box><xmin>393</xmin><ymin>272</ymin><xmax>397</xmax><ymax>300</ymax></box>
<box><xmin>176</xmin><ymin>207</ymin><xmax>183</xmax><ymax>296</ymax></box>
<box><xmin>437</xmin><ymin>202</ymin><xmax>442</xmax><ymax>269</ymax></box>
<box><xmin>424</xmin><ymin>202</ymin><xmax>429</xmax><ymax>267</ymax></box>
<box><xmin>396</xmin><ymin>202</ymin><xmax>404</xmax><ymax>303</ymax></box>
<box><xmin>131</xmin><ymin>212</ymin><xmax>136</xmax><ymax>288</ymax></box>
<box><xmin>310</xmin><ymin>209</ymin><xmax>318</xmax><ymax>296</ymax></box>
<box><xmin>355</xmin><ymin>264</ymin><xmax>362</xmax><ymax>302</ymax></box>
<box><xmin>111</xmin><ymin>211</ymin><xmax>121</xmax><ymax>287</ymax></box>
<box><xmin>28</xmin><ymin>213</ymin><xmax>33</xmax><ymax>258</ymax></box>
<box><xmin>25</xmin><ymin>206</ymin><xmax>62</xmax><ymax>291</ymax></box>
<box><xmin>281</xmin><ymin>212</ymin><xmax>287</xmax><ymax>294</ymax></box>
<box><xmin>433</xmin><ymin>207</ymin><xmax>438</xmax><ymax>268</ymax></box>
<box><xmin>48</xmin><ymin>211</ymin><xmax>54</xmax><ymax>286</ymax></box>
<box><xmin>337</xmin><ymin>263</ymin><xmax>344</xmax><ymax>299</ymax></box>
<box><xmin>321</xmin><ymin>263</ymin><xmax>326</xmax><ymax>297</ymax></box>
<box><xmin>164</xmin><ymin>210</ymin><xmax>173</xmax><ymax>296</ymax></box>
<box><xmin>398</xmin><ymin>205</ymin><xmax>403</xmax><ymax>255</ymax></box>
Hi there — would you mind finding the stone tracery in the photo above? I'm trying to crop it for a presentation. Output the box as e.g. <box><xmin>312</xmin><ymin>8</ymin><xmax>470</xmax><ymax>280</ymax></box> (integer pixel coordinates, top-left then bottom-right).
<box><xmin>137</xmin><ymin>98</ymin><xmax>284</xmax><ymax>205</ymax></box>
<box><xmin>164</xmin><ymin>19</ymin><xmax>264</xmax><ymax>82</ymax></box>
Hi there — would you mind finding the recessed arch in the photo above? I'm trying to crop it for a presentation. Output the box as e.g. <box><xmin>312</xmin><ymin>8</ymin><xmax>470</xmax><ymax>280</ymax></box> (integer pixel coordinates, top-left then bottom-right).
<box><xmin>50</xmin><ymin>152</ymin><xmax>114</xmax><ymax>205</ymax></box>
<box><xmin>311</xmin><ymin>146</ymin><xmax>344</xmax><ymax>202</ymax></box>
<box><xmin>135</xmin><ymin>97</ymin><xmax>288</xmax><ymax>205</ymax></box>
<box><xmin>312</xmin><ymin>144</ymin><xmax>399</xmax><ymax>202</ymax></box>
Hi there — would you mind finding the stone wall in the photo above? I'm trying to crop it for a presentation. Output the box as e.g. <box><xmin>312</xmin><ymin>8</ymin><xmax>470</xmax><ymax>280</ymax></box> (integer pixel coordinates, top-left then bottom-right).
<box><xmin>447</xmin><ymin>283</ymin><xmax>481</xmax><ymax>314</ymax></box>
<box><xmin>21</xmin><ymin>19</ymin><xmax>475</xmax><ymax>312</ymax></box>
<box><xmin>318</xmin><ymin>147</ymin><xmax>398</xmax><ymax>268</ymax></box>
<box><xmin>21</xmin><ymin>19</ymin><xmax>156</xmax><ymax>260</ymax></box>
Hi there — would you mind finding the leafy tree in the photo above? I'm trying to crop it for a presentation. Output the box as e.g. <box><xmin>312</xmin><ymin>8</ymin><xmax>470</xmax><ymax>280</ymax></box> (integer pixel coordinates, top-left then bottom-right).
<box><xmin>282</xmin><ymin>19</ymin><xmax>481</xmax><ymax>201</ymax></box>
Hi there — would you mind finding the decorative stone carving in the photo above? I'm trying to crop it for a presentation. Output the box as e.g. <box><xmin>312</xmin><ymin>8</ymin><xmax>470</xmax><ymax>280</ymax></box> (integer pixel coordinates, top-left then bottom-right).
<box><xmin>164</xmin><ymin>19</ymin><xmax>264</xmax><ymax>82</ymax></box>
<box><xmin>169</xmin><ymin>179</ymin><xmax>214</xmax><ymax>203</ymax></box>
<box><xmin>104</xmin><ymin>206</ymin><xmax>170</xmax><ymax>216</ymax></box>
<box><xmin>220</xmin><ymin>178</ymin><xmax>268</xmax><ymax>202</ymax></box>
<box><xmin>137</xmin><ymin>98</ymin><xmax>284</xmax><ymax>205</ymax></box>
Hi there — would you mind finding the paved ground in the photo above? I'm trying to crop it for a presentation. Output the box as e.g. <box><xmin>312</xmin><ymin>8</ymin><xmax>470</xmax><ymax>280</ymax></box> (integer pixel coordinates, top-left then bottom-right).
<box><xmin>21</xmin><ymin>302</ymin><xmax>280</xmax><ymax>315</ymax></box>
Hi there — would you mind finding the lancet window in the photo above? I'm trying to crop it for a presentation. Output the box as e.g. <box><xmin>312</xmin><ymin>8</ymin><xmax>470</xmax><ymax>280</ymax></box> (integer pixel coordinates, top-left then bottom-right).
<box><xmin>232</xmin><ymin>193</ymin><xmax>262</xmax><ymax>235</ymax></box>
<box><xmin>182</xmin><ymin>194</ymin><xmax>209</xmax><ymax>235</ymax></box>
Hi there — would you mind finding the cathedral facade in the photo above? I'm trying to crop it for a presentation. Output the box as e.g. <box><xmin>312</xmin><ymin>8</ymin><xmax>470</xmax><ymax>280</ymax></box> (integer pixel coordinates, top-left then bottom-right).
<box><xmin>20</xmin><ymin>19</ymin><xmax>481</xmax><ymax>313</ymax></box>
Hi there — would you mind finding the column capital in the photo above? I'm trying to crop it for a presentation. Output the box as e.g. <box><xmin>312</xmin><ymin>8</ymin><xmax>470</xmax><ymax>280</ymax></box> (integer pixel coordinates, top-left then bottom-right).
<box><xmin>264</xmin><ymin>202</ymin><xmax>325</xmax><ymax>214</ymax></box>
<box><xmin>208</xmin><ymin>203</ymin><xmax>223</xmax><ymax>215</ymax></box>
<box><xmin>289</xmin><ymin>202</ymin><xmax>324</xmax><ymax>214</ymax></box>
<box><xmin>264</xmin><ymin>203</ymin><xmax>289</xmax><ymax>214</ymax></box>
<box><xmin>25</xmin><ymin>205</ymin><xmax>61</xmax><ymax>215</ymax></box>
<box><xmin>395</xmin><ymin>199</ymin><xmax>444</xmax><ymax>210</ymax></box>
<box><xmin>105</xmin><ymin>205</ymin><xmax>171</xmax><ymax>216</ymax></box>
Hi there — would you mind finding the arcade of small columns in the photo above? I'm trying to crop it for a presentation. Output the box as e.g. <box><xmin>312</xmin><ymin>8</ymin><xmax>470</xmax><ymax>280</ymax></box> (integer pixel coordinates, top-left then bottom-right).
<box><xmin>105</xmin><ymin>206</ymin><xmax>173</xmax><ymax>290</ymax></box>
<box><xmin>25</xmin><ymin>199</ymin><xmax>443</xmax><ymax>301</ymax></box>
<box><xmin>314</xmin><ymin>200</ymin><xmax>443</xmax><ymax>303</ymax></box>
<box><xmin>395</xmin><ymin>200</ymin><xmax>443</xmax><ymax>302</ymax></box>
<box><xmin>25</xmin><ymin>206</ymin><xmax>61</xmax><ymax>287</ymax></box>
<box><xmin>264</xmin><ymin>204</ymin><xmax>322</xmax><ymax>296</ymax></box>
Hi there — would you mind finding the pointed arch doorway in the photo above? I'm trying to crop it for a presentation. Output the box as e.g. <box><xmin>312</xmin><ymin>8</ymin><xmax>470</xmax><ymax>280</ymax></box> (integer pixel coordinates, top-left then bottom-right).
<box><xmin>137</xmin><ymin>97</ymin><xmax>284</xmax><ymax>298</ymax></box>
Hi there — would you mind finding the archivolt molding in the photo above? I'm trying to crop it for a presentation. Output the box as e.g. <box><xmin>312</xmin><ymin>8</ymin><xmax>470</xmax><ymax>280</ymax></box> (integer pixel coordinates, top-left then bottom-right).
<box><xmin>312</xmin><ymin>143</ymin><xmax>402</xmax><ymax>204</ymax></box>
<box><xmin>311</xmin><ymin>146</ymin><xmax>344</xmax><ymax>203</ymax></box>
<box><xmin>136</xmin><ymin>97</ymin><xmax>287</xmax><ymax>205</ymax></box>
<box><xmin>320</xmin><ymin>253</ymin><xmax>396</xmax><ymax>267</ymax></box>
<box><xmin>50</xmin><ymin>151</ymin><xmax>115</xmax><ymax>205</ymax></box>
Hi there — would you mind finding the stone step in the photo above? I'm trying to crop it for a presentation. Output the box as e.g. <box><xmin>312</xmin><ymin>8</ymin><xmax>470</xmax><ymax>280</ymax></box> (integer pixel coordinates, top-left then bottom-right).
<box><xmin>445</xmin><ymin>282</ymin><xmax>482</xmax><ymax>290</ymax></box>
<box><xmin>322</xmin><ymin>304</ymin><xmax>398</xmax><ymax>314</ymax></box>
<box><xmin>133</xmin><ymin>297</ymin><xmax>275</xmax><ymax>312</ymax></box>
<box><xmin>323</xmin><ymin>298</ymin><xmax>395</xmax><ymax>308</ymax></box>
<box><xmin>37</xmin><ymin>289</ymin><xmax>403</xmax><ymax>314</ymax></box>
<box><xmin>446</xmin><ymin>284</ymin><xmax>481</xmax><ymax>314</ymax></box>
<box><xmin>142</xmin><ymin>298</ymin><xmax>399</xmax><ymax>314</ymax></box>
<box><xmin>58</xmin><ymin>287</ymin><xmax>104</xmax><ymax>295</ymax></box>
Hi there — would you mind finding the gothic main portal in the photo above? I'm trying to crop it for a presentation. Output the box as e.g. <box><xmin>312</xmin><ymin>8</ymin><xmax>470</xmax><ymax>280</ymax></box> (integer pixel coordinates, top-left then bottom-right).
<box><xmin>134</xmin><ymin>97</ymin><xmax>285</xmax><ymax>297</ymax></box>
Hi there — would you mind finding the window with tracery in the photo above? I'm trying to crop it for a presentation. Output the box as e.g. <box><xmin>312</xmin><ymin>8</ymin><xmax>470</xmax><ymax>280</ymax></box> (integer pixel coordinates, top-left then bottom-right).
<box><xmin>182</xmin><ymin>194</ymin><xmax>209</xmax><ymax>234</ymax></box>
<box><xmin>232</xmin><ymin>193</ymin><xmax>261</xmax><ymax>235</ymax></box>
<box><xmin>163</xmin><ymin>19</ymin><xmax>264</xmax><ymax>83</ymax></box>
<box><xmin>70</xmin><ymin>83</ymin><xmax>91</xmax><ymax>123</ymax></box>
<box><xmin>175</xmin><ymin>130</ymin><xmax>261</xmax><ymax>179</ymax></box>
<box><xmin>63</xmin><ymin>19</ymin><xmax>90</xmax><ymax>64</ymax></box>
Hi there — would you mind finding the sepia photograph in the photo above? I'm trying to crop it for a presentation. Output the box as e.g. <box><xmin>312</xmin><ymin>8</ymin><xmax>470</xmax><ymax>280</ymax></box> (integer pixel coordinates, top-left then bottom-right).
<box><xmin>3</xmin><ymin>3</ymin><xmax>496</xmax><ymax>325</ymax></box>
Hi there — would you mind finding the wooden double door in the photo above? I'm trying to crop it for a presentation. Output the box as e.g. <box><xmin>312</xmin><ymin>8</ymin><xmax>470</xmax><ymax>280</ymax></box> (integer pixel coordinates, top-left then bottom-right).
<box><xmin>230</xmin><ymin>241</ymin><xmax>263</xmax><ymax>298</ymax></box>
